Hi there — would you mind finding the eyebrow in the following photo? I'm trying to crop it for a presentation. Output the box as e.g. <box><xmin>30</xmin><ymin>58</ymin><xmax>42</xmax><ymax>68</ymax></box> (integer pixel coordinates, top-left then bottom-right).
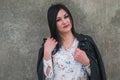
<box><xmin>56</xmin><ymin>13</ymin><xmax>68</xmax><ymax>19</ymax></box>
<box><xmin>64</xmin><ymin>13</ymin><xmax>68</xmax><ymax>16</ymax></box>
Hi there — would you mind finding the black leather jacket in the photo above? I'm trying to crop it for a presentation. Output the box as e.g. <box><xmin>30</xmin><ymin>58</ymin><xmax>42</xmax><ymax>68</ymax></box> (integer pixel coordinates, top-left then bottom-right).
<box><xmin>37</xmin><ymin>34</ymin><xmax>106</xmax><ymax>80</ymax></box>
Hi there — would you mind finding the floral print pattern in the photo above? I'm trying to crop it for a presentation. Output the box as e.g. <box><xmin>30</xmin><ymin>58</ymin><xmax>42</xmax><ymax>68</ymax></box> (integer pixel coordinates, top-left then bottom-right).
<box><xmin>44</xmin><ymin>39</ymin><xmax>88</xmax><ymax>80</ymax></box>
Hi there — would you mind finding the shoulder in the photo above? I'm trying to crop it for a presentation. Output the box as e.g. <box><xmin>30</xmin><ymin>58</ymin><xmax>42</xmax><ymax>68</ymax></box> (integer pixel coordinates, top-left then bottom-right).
<box><xmin>75</xmin><ymin>33</ymin><xmax>93</xmax><ymax>42</ymax></box>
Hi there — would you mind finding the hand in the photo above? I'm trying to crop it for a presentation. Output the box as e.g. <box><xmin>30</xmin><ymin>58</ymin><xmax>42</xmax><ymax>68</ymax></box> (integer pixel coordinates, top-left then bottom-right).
<box><xmin>74</xmin><ymin>48</ymin><xmax>90</xmax><ymax>66</ymax></box>
<box><xmin>44</xmin><ymin>37</ymin><xmax>58</xmax><ymax>60</ymax></box>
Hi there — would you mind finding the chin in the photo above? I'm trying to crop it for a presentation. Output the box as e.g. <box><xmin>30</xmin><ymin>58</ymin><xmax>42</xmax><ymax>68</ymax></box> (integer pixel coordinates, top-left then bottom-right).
<box><xmin>59</xmin><ymin>27</ymin><xmax>72</xmax><ymax>33</ymax></box>
<box><xmin>63</xmin><ymin>29</ymin><xmax>71</xmax><ymax>33</ymax></box>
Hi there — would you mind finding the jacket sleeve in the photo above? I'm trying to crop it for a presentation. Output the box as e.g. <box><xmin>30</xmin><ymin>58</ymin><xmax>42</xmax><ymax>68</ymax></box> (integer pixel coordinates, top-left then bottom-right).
<box><xmin>37</xmin><ymin>38</ymin><xmax>47</xmax><ymax>80</ymax></box>
<box><xmin>37</xmin><ymin>47</ymin><xmax>45</xmax><ymax>80</ymax></box>
<box><xmin>86</xmin><ymin>35</ymin><xmax>106</xmax><ymax>80</ymax></box>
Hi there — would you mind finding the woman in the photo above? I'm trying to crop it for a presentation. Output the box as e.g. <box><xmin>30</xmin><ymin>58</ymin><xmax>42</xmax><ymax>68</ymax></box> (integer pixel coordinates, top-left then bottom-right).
<box><xmin>37</xmin><ymin>3</ymin><xmax>106</xmax><ymax>80</ymax></box>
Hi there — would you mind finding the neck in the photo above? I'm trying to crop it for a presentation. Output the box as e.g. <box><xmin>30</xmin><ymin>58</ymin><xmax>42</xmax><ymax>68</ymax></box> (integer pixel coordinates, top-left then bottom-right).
<box><xmin>59</xmin><ymin>31</ymin><xmax>75</xmax><ymax>49</ymax></box>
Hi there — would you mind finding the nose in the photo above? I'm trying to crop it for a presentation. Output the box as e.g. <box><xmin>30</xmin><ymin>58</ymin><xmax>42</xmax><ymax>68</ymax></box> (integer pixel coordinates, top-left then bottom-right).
<box><xmin>62</xmin><ymin>18</ymin><xmax>67</xmax><ymax>25</ymax></box>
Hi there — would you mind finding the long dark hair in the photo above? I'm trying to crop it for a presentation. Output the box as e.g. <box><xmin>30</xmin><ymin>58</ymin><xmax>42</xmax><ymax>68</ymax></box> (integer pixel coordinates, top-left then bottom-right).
<box><xmin>47</xmin><ymin>3</ymin><xmax>76</xmax><ymax>51</ymax></box>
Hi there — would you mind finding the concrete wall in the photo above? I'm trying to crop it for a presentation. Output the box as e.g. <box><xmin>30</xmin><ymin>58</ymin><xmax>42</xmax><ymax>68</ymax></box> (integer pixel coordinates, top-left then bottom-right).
<box><xmin>0</xmin><ymin>0</ymin><xmax>120</xmax><ymax>80</ymax></box>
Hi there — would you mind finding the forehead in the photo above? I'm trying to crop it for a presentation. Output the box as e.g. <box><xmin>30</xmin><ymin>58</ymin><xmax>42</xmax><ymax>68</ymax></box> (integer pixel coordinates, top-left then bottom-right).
<box><xmin>57</xmin><ymin>9</ymin><xmax>67</xmax><ymax>17</ymax></box>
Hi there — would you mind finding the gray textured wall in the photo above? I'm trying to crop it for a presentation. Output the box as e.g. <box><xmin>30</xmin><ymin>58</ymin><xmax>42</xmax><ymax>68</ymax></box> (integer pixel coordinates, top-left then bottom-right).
<box><xmin>0</xmin><ymin>0</ymin><xmax>120</xmax><ymax>80</ymax></box>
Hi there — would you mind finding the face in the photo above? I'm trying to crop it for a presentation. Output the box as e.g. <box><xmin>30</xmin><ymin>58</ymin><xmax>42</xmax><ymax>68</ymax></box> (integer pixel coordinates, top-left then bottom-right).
<box><xmin>56</xmin><ymin>9</ymin><xmax>72</xmax><ymax>34</ymax></box>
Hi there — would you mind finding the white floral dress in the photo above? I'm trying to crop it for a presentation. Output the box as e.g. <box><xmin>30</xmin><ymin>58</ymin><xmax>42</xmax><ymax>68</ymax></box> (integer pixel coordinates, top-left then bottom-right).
<box><xmin>44</xmin><ymin>39</ymin><xmax>90</xmax><ymax>80</ymax></box>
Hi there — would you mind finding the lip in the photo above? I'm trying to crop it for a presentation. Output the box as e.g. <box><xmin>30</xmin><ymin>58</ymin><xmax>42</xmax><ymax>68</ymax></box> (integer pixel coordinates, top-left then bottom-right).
<box><xmin>63</xmin><ymin>24</ymin><xmax>70</xmax><ymax>28</ymax></box>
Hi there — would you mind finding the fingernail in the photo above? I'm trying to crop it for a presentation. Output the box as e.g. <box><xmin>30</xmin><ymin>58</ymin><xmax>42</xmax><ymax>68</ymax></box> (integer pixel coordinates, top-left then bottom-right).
<box><xmin>77</xmin><ymin>48</ymin><xmax>79</xmax><ymax>50</ymax></box>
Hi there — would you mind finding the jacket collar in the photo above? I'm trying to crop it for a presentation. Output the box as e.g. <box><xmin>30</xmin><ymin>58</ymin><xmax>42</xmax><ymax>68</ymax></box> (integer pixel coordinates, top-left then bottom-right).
<box><xmin>75</xmin><ymin>33</ymin><xmax>88</xmax><ymax>42</ymax></box>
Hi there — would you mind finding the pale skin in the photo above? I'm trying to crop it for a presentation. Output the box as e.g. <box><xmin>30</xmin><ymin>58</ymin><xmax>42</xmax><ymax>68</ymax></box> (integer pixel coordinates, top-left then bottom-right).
<box><xmin>43</xmin><ymin>9</ymin><xmax>90</xmax><ymax>75</ymax></box>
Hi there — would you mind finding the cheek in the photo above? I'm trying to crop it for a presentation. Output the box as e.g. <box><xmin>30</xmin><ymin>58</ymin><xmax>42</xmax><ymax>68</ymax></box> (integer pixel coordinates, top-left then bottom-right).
<box><xmin>56</xmin><ymin>22</ymin><xmax>60</xmax><ymax>27</ymax></box>
<box><xmin>56</xmin><ymin>22</ymin><xmax>62</xmax><ymax>30</ymax></box>
<box><xmin>69</xmin><ymin>19</ymin><xmax>72</xmax><ymax>25</ymax></box>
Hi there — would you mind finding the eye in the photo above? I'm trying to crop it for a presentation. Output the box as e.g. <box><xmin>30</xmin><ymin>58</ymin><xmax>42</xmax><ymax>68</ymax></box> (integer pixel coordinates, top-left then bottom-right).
<box><xmin>56</xmin><ymin>19</ymin><xmax>61</xmax><ymax>22</ymax></box>
<box><xmin>64</xmin><ymin>15</ymin><xmax>69</xmax><ymax>19</ymax></box>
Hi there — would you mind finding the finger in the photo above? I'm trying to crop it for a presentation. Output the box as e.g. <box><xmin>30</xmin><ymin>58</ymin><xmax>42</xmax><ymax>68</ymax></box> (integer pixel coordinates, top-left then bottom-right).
<box><xmin>49</xmin><ymin>38</ymin><xmax>57</xmax><ymax>45</ymax></box>
<box><xmin>77</xmin><ymin>48</ymin><xmax>84</xmax><ymax>52</ymax></box>
<box><xmin>74</xmin><ymin>50</ymin><xmax>77</xmax><ymax>55</ymax></box>
<box><xmin>50</xmin><ymin>38</ymin><xmax>56</xmax><ymax>43</ymax></box>
<box><xmin>51</xmin><ymin>38</ymin><xmax>57</xmax><ymax>44</ymax></box>
<box><xmin>75</xmin><ymin>54</ymin><xmax>78</xmax><ymax>57</ymax></box>
<box><xmin>51</xmin><ymin>37</ymin><xmax>56</xmax><ymax>41</ymax></box>
<box><xmin>74</xmin><ymin>54</ymin><xmax>78</xmax><ymax>60</ymax></box>
<box><xmin>55</xmin><ymin>41</ymin><xmax>58</xmax><ymax>45</ymax></box>
<box><xmin>48</xmin><ymin>38</ymin><xmax>54</xmax><ymax>44</ymax></box>
<box><xmin>76</xmin><ymin>48</ymin><xmax>79</xmax><ymax>50</ymax></box>
<box><xmin>76</xmin><ymin>48</ymin><xmax>84</xmax><ymax>53</ymax></box>
<box><xmin>75</xmin><ymin>48</ymin><xmax>80</xmax><ymax>53</ymax></box>
<box><xmin>77</xmin><ymin>48</ymin><xmax>84</xmax><ymax>53</ymax></box>
<box><xmin>80</xmin><ymin>50</ymin><xmax>85</xmax><ymax>54</ymax></box>
<box><xmin>47</xmin><ymin>37</ymin><xmax>50</xmax><ymax>40</ymax></box>
<box><xmin>52</xmin><ymin>39</ymin><xmax>56</xmax><ymax>45</ymax></box>
<box><xmin>51</xmin><ymin>37</ymin><xmax>54</xmax><ymax>40</ymax></box>
<box><xmin>46</xmin><ymin>37</ymin><xmax>50</xmax><ymax>42</ymax></box>
<box><xmin>52</xmin><ymin>39</ymin><xmax>56</xmax><ymax>43</ymax></box>
<box><xmin>74</xmin><ymin>48</ymin><xmax>79</xmax><ymax>54</ymax></box>
<box><xmin>74</xmin><ymin>51</ymin><xmax>78</xmax><ymax>57</ymax></box>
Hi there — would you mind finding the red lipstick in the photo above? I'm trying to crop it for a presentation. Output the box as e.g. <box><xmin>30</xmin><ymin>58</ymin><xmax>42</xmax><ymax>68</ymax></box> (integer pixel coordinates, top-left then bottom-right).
<box><xmin>64</xmin><ymin>24</ymin><xmax>69</xmax><ymax>28</ymax></box>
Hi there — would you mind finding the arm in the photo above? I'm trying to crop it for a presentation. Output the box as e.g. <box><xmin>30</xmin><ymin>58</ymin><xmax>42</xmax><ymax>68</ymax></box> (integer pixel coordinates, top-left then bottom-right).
<box><xmin>37</xmin><ymin>48</ymin><xmax>54</xmax><ymax>80</ymax></box>
<box><xmin>43</xmin><ymin>37</ymin><xmax>57</xmax><ymax>79</ymax></box>
<box><xmin>43</xmin><ymin>58</ymin><xmax>54</xmax><ymax>79</ymax></box>
<box><xmin>86</xmin><ymin>35</ymin><xmax>106</xmax><ymax>80</ymax></box>
<box><xmin>37</xmin><ymin>47</ymin><xmax>45</xmax><ymax>80</ymax></box>
<box><xmin>76</xmin><ymin>34</ymin><xmax>106</xmax><ymax>80</ymax></box>
<box><xmin>74</xmin><ymin>48</ymin><xmax>91</xmax><ymax>76</ymax></box>
<box><xmin>37</xmin><ymin>37</ymin><xmax>58</xmax><ymax>80</ymax></box>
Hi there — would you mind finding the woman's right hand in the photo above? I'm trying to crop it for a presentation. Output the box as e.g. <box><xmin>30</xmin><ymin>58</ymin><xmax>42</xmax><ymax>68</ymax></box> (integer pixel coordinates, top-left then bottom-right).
<box><xmin>43</xmin><ymin>37</ymin><xmax>58</xmax><ymax>60</ymax></box>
